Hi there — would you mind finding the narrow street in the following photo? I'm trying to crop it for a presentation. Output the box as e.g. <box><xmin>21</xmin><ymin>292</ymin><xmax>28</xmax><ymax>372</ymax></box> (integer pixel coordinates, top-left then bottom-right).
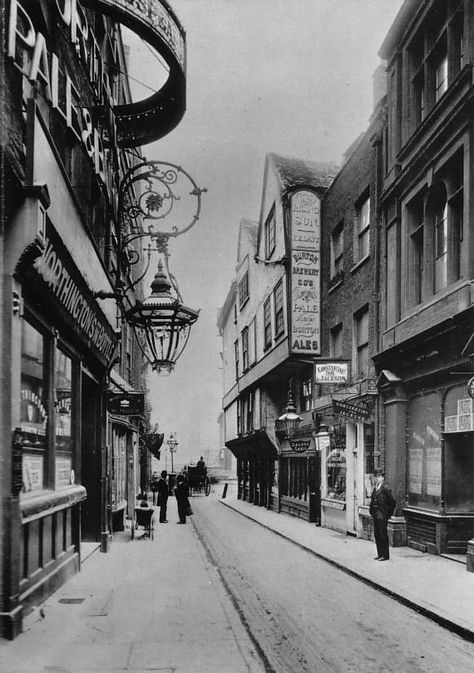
<box><xmin>191</xmin><ymin>494</ymin><xmax>474</xmax><ymax>673</ymax></box>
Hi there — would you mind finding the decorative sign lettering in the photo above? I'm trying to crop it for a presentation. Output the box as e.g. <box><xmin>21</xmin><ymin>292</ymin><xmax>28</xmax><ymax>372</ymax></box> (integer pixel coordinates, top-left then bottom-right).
<box><xmin>32</xmin><ymin>221</ymin><xmax>117</xmax><ymax>365</ymax></box>
<box><xmin>12</xmin><ymin>428</ymin><xmax>23</xmax><ymax>496</ymax></box>
<box><xmin>289</xmin><ymin>438</ymin><xmax>311</xmax><ymax>453</ymax></box>
<box><xmin>315</xmin><ymin>362</ymin><xmax>349</xmax><ymax>384</ymax></box>
<box><xmin>8</xmin><ymin>0</ymin><xmax>186</xmax><ymax>148</ymax></box>
<box><xmin>289</xmin><ymin>190</ymin><xmax>321</xmax><ymax>356</ymax></box>
<box><xmin>332</xmin><ymin>399</ymin><xmax>372</xmax><ymax>422</ymax></box>
<box><xmin>108</xmin><ymin>393</ymin><xmax>145</xmax><ymax>415</ymax></box>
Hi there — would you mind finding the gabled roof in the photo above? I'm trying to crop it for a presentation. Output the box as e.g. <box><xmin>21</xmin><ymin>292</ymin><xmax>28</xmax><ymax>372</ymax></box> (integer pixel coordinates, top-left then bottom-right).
<box><xmin>237</xmin><ymin>218</ymin><xmax>258</xmax><ymax>264</ymax></box>
<box><xmin>268</xmin><ymin>152</ymin><xmax>338</xmax><ymax>193</ymax></box>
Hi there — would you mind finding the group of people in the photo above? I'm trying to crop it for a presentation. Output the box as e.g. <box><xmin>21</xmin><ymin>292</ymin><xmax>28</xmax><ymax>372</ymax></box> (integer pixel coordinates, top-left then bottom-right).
<box><xmin>146</xmin><ymin>460</ymin><xmax>395</xmax><ymax>562</ymax></box>
<box><xmin>148</xmin><ymin>457</ymin><xmax>206</xmax><ymax>525</ymax></box>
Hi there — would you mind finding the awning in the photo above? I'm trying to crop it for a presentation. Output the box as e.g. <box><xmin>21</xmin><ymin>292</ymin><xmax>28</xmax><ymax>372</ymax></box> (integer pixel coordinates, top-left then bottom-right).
<box><xmin>226</xmin><ymin>429</ymin><xmax>278</xmax><ymax>460</ymax></box>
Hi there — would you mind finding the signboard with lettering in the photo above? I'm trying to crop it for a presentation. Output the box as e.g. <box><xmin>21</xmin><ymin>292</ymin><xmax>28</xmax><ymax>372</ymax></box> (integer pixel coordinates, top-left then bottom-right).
<box><xmin>8</xmin><ymin>0</ymin><xmax>186</xmax><ymax>149</ymax></box>
<box><xmin>289</xmin><ymin>438</ymin><xmax>311</xmax><ymax>453</ymax></box>
<box><xmin>289</xmin><ymin>190</ymin><xmax>321</xmax><ymax>356</ymax></box>
<box><xmin>332</xmin><ymin>399</ymin><xmax>372</xmax><ymax>422</ymax></box>
<box><xmin>315</xmin><ymin>362</ymin><xmax>349</xmax><ymax>384</ymax></box>
<box><xmin>108</xmin><ymin>393</ymin><xmax>145</xmax><ymax>415</ymax></box>
<box><xmin>30</xmin><ymin>220</ymin><xmax>117</xmax><ymax>366</ymax></box>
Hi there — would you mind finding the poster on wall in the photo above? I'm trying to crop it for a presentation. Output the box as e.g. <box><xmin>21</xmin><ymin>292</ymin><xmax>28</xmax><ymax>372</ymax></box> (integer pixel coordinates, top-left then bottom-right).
<box><xmin>289</xmin><ymin>190</ymin><xmax>321</xmax><ymax>356</ymax></box>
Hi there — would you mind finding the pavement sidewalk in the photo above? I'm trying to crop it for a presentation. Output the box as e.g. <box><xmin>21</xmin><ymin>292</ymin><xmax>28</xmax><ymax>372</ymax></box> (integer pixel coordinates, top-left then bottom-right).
<box><xmin>220</xmin><ymin>484</ymin><xmax>474</xmax><ymax>642</ymax></box>
<box><xmin>0</xmin><ymin>497</ymin><xmax>265</xmax><ymax>673</ymax></box>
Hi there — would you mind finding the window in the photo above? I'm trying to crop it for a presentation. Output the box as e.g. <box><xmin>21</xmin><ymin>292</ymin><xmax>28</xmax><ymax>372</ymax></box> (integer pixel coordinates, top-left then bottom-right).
<box><xmin>264</xmin><ymin>206</ymin><xmax>276</xmax><ymax>258</ymax></box>
<box><xmin>21</xmin><ymin>316</ymin><xmax>76</xmax><ymax>493</ymax></box>
<box><xmin>408</xmin><ymin>2</ymin><xmax>464</xmax><ymax>133</ymax></box>
<box><xmin>238</xmin><ymin>270</ymin><xmax>249</xmax><ymax>308</ymax></box>
<box><xmin>330</xmin><ymin>323</ymin><xmax>343</xmax><ymax>358</ymax></box>
<box><xmin>325</xmin><ymin>425</ymin><xmax>346</xmax><ymax>501</ymax></box>
<box><xmin>302</xmin><ymin>376</ymin><xmax>313</xmax><ymax>411</ymax></box>
<box><xmin>263</xmin><ymin>297</ymin><xmax>272</xmax><ymax>349</ymax></box>
<box><xmin>241</xmin><ymin>327</ymin><xmax>249</xmax><ymax>372</ymax></box>
<box><xmin>330</xmin><ymin>221</ymin><xmax>344</xmax><ymax>279</ymax></box>
<box><xmin>405</xmin><ymin>153</ymin><xmax>464</xmax><ymax>310</ymax></box>
<box><xmin>249</xmin><ymin>317</ymin><xmax>257</xmax><ymax>365</ymax></box>
<box><xmin>237</xmin><ymin>392</ymin><xmax>254</xmax><ymax>435</ymax></box>
<box><xmin>407</xmin><ymin>191</ymin><xmax>425</xmax><ymax>307</ymax></box>
<box><xmin>273</xmin><ymin>279</ymin><xmax>284</xmax><ymax>337</ymax></box>
<box><xmin>355</xmin><ymin>194</ymin><xmax>370</xmax><ymax>262</ymax></box>
<box><xmin>234</xmin><ymin>340</ymin><xmax>239</xmax><ymax>380</ymax></box>
<box><xmin>354</xmin><ymin>307</ymin><xmax>369</xmax><ymax>380</ymax></box>
<box><xmin>21</xmin><ymin>320</ymin><xmax>47</xmax><ymax>491</ymax></box>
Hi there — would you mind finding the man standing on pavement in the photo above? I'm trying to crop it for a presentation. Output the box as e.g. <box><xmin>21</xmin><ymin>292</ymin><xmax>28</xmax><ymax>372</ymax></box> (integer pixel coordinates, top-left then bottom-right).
<box><xmin>369</xmin><ymin>468</ymin><xmax>396</xmax><ymax>561</ymax></box>
<box><xmin>157</xmin><ymin>470</ymin><xmax>169</xmax><ymax>523</ymax></box>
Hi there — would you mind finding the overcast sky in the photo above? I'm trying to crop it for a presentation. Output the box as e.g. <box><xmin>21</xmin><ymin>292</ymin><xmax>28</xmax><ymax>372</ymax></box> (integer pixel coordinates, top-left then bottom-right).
<box><xmin>125</xmin><ymin>0</ymin><xmax>404</xmax><ymax>468</ymax></box>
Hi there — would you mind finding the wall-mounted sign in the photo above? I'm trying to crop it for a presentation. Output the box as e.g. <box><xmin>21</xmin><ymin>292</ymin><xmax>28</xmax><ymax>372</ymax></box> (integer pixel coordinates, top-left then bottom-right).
<box><xmin>289</xmin><ymin>190</ymin><xmax>321</xmax><ymax>356</ymax></box>
<box><xmin>333</xmin><ymin>399</ymin><xmax>372</xmax><ymax>423</ymax></box>
<box><xmin>315</xmin><ymin>362</ymin><xmax>349</xmax><ymax>384</ymax></box>
<box><xmin>108</xmin><ymin>393</ymin><xmax>145</xmax><ymax>415</ymax></box>
<box><xmin>8</xmin><ymin>0</ymin><xmax>186</xmax><ymax>149</ymax></box>
<box><xmin>289</xmin><ymin>438</ymin><xmax>311</xmax><ymax>453</ymax></box>
<box><xmin>31</xmin><ymin>220</ymin><xmax>117</xmax><ymax>366</ymax></box>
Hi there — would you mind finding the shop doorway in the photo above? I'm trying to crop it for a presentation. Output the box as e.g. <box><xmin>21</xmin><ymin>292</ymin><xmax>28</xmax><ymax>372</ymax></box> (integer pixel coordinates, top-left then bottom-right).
<box><xmin>308</xmin><ymin>455</ymin><xmax>321</xmax><ymax>524</ymax></box>
<box><xmin>81</xmin><ymin>372</ymin><xmax>101</xmax><ymax>541</ymax></box>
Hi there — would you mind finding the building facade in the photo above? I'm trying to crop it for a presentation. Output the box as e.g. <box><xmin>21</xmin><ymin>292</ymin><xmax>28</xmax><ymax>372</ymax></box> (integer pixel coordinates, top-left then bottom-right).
<box><xmin>1</xmin><ymin>0</ymin><xmax>186</xmax><ymax>638</ymax></box>
<box><xmin>375</xmin><ymin>0</ymin><xmax>474</xmax><ymax>557</ymax></box>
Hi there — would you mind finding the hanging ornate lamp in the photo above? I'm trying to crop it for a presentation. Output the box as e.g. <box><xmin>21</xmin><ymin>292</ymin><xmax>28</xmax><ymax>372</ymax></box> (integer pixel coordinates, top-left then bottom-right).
<box><xmin>125</xmin><ymin>257</ymin><xmax>199</xmax><ymax>374</ymax></box>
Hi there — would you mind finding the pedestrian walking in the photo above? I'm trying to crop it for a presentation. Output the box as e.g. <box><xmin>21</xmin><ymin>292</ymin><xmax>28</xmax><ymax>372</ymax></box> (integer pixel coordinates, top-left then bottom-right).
<box><xmin>174</xmin><ymin>474</ymin><xmax>191</xmax><ymax>524</ymax></box>
<box><xmin>157</xmin><ymin>470</ymin><xmax>169</xmax><ymax>523</ymax></box>
<box><xmin>369</xmin><ymin>468</ymin><xmax>396</xmax><ymax>561</ymax></box>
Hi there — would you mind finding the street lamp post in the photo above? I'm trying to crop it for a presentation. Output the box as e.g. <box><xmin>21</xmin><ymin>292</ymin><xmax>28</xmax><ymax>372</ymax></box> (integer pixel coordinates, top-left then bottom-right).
<box><xmin>167</xmin><ymin>433</ymin><xmax>178</xmax><ymax>473</ymax></box>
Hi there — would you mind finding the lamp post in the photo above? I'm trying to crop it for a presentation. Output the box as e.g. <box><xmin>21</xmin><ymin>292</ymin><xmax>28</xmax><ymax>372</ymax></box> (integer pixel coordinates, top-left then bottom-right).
<box><xmin>277</xmin><ymin>380</ymin><xmax>302</xmax><ymax>439</ymax></box>
<box><xmin>314</xmin><ymin>424</ymin><xmax>331</xmax><ymax>453</ymax></box>
<box><xmin>167</xmin><ymin>433</ymin><xmax>178</xmax><ymax>473</ymax></box>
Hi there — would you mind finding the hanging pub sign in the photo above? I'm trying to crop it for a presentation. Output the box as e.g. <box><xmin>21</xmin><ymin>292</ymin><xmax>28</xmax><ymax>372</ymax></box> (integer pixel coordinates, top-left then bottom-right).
<box><xmin>333</xmin><ymin>399</ymin><xmax>372</xmax><ymax>423</ymax></box>
<box><xmin>290</xmin><ymin>438</ymin><xmax>311</xmax><ymax>453</ymax></box>
<box><xmin>289</xmin><ymin>190</ymin><xmax>321</xmax><ymax>356</ymax></box>
<box><xmin>108</xmin><ymin>393</ymin><xmax>145</xmax><ymax>415</ymax></box>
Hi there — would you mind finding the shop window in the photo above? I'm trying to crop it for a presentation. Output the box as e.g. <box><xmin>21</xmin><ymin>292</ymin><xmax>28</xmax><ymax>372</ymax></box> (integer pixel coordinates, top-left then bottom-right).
<box><xmin>21</xmin><ymin>319</ymin><xmax>47</xmax><ymax>492</ymax></box>
<box><xmin>363</xmin><ymin>423</ymin><xmax>375</xmax><ymax>504</ymax></box>
<box><xmin>407</xmin><ymin>392</ymin><xmax>442</xmax><ymax>509</ymax></box>
<box><xmin>54</xmin><ymin>347</ymin><xmax>73</xmax><ymax>488</ymax></box>
<box><xmin>237</xmin><ymin>392</ymin><xmax>254</xmax><ymax>435</ymax></box>
<box><xmin>263</xmin><ymin>297</ymin><xmax>272</xmax><ymax>349</ymax></box>
<box><xmin>273</xmin><ymin>279</ymin><xmax>284</xmax><ymax>338</ymax></box>
<box><xmin>21</xmin><ymin>316</ymin><xmax>76</xmax><ymax>493</ymax></box>
<box><xmin>326</xmin><ymin>437</ymin><xmax>346</xmax><ymax>502</ymax></box>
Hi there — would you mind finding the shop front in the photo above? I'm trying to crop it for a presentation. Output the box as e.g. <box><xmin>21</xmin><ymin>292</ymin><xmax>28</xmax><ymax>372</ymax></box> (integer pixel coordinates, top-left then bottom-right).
<box><xmin>404</xmin><ymin>382</ymin><xmax>474</xmax><ymax>556</ymax></box>
<box><xmin>2</xmin><ymin>201</ymin><xmax>117</xmax><ymax>637</ymax></box>
<box><xmin>278</xmin><ymin>428</ymin><xmax>321</xmax><ymax>524</ymax></box>
<box><xmin>226</xmin><ymin>430</ymin><xmax>277</xmax><ymax>509</ymax></box>
<box><xmin>318</xmin><ymin>397</ymin><xmax>376</xmax><ymax>537</ymax></box>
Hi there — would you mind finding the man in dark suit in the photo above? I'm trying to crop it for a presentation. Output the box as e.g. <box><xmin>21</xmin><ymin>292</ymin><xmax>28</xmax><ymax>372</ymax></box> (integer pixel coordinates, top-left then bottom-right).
<box><xmin>157</xmin><ymin>470</ymin><xmax>169</xmax><ymax>523</ymax></box>
<box><xmin>369</xmin><ymin>468</ymin><xmax>396</xmax><ymax>561</ymax></box>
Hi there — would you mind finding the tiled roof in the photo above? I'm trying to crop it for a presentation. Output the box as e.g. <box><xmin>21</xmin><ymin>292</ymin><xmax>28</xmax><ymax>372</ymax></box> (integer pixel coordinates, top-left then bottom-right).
<box><xmin>269</xmin><ymin>152</ymin><xmax>338</xmax><ymax>191</ymax></box>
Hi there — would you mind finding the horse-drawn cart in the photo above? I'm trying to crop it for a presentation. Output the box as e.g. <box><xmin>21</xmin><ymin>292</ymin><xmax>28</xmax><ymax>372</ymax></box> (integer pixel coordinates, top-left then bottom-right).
<box><xmin>187</xmin><ymin>465</ymin><xmax>211</xmax><ymax>496</ymax></box>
